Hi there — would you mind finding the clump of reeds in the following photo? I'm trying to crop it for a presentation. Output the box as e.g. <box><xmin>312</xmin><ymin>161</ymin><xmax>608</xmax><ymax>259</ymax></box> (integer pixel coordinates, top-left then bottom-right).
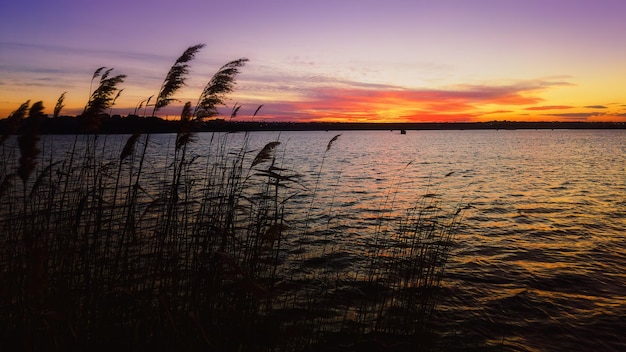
<box><xmin>0</xmin><ymin>49</ymin><xmax>466</xmax><ymax>352</ymax></box>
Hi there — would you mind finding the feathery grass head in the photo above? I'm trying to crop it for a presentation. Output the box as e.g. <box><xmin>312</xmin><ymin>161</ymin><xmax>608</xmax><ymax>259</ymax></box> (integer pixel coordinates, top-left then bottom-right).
<box><xmin>85</xmin><ymin>70</ymin><xmax>126</xmax><ymax>115</ymax></box>
<box><xmin>109</xmin><ymin>88</ymin><xmax>124</xmax><ymax>115</ymax></box>
<box><xmin>154</xmin><ymin>44</ymin><xmax>205</xmax><ymax>113</ymax></box>
<box><xmin>53</xmin><ymin>92</ymin><xmax>67</xmax><ymax>118</ymax></box>
<box><xmin>92</xmin><ymin>66</ymin><xmax>106</xmax><ymax>81</ymax></box>
<box><xmin>134</xmin><ymin>99</ymin><xmax>145</xmax><ymax>115</ymax></box>
<box><xmin>251</xmin><ymin>141</ymin><xmax>281</xmax><ymax>168</ymax></box>
<box><xmin>1</xmin><ymin>100</ymin><xmax>30</xmax><ymax>145</ymax></box>
<box><xmin>326</xmin><ymin>134</ymin><xmax>341</xmax><ymax>152</ymax></box>
<box><xmin>141</xmin><ymin>95</ymin><xmax>154</xmax><ymax>116</ymax></box>
<box><xmin>230</xmin><ymin>103</ymin><xmax>242</xmax><ymax>120</ymax></box>
<box><xmin>17</xmin><ymin>101</ymin><xmax>44</xmax><ymax>183</ymax></box>
<box><xmin>194</xmin><ymin>58</ymin><xmax>249</xmax><ymax>119</ymax></box>
<box><xmin>252</xmin><ymin>104</ymin><xmax>264</xmax><ymax>119</ymax></box>
<box><xmin>28</xmin><ymin>101</ymin><xmax>45</xmax><ymax>119</ymax></box>
<box><xmin>120</xmin><ymin>132</ymin><xmax>141</xmax><ymax>162</ymax></box>
<box><xmin>82</xmin><ymin>69</ymin><xmax>126</xmax><ymax>132</ymax></box>
<box><xmin>112</xmin><ymin>89</ymin><xmax>124</xmax><ymax>106</ymax></box>
<box><xmin>9</xmin><ymin>100</ymin><xmax>30</xmax><ymax>119</ymax></box>
<box><xmin>176</xmin><ymin>101</ymin><xmax>195</xmax><ymax>150</ymax></box>
<box><xmin>87</xmin><ymin>66</ymin><xmax>106</xmax><ymax>97</ymax></box>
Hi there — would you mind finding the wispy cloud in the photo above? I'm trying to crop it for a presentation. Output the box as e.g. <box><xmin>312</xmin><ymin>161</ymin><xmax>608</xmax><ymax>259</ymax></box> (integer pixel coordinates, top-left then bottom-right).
<box><xmin>524</xmin><ymin>105</ymin><xmax>573</xmax><ymax>110</ymax></box>
<box><xmin>543</xmin><ymin>112</ymin><xmax>598</xmax><ymax>120</ymax></box>
<box><xmin>482</xmin><ymin>110</ymin><xmax>514</xmax><ymax>115</ymax></box>
<box><xmin>540</xmin><ymin>111</ymin><xmax>626</xmax><ymax>122</ymax></box>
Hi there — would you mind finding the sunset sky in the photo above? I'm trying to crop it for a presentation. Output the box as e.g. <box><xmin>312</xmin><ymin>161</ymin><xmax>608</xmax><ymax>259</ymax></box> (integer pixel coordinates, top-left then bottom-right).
<box><xmin>1</xmin><ymin>0</ymin><xmax>625</xmax><ymax>122</ymax></box>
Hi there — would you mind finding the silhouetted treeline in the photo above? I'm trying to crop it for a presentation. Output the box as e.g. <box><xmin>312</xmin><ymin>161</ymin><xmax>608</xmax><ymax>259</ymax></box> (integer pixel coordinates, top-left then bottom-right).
<box><xmin>1</xmin><ymin>114</ymin><xmax>624</xmax><ymax>134</ymax></box>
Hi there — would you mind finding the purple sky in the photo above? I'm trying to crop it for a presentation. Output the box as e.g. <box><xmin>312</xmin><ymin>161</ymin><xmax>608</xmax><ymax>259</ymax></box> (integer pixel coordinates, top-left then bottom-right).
<box><xmin>1</xmin><ymin>0</ymin><xmax>625</xmax><ymax>122</ymax></box>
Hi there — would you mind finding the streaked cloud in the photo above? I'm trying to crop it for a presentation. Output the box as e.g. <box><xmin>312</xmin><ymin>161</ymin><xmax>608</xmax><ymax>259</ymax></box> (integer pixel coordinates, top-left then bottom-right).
<box><xmin>524</xmin><ymin>105</ymin><xmax>573</xmax><ymax>111</ymax></box>
<box><xmin>481</xmin><ymin>110</ymin><xmax>514</xmax><ymax>115</ymax></box>
<box><xmin>542</xmin><ymin>113</ymin><xmax>599</xmax><ymax>120</ymax></box>
<box><xmin>540</xmin><ymin>111</ymin><xmax>626</xmax><ymax>122</ymax></box>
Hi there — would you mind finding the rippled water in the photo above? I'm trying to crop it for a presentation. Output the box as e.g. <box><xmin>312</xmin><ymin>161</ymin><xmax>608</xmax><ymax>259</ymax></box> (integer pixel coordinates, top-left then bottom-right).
<box><xmin>41</xmin><ymin>129</ymin><xmax>626</xmax><ymax>351</ymax></box>
<box><xmin>234</xmin><ymin>129</ymin><xmax>626</xmax><ymax>351</ymax></box>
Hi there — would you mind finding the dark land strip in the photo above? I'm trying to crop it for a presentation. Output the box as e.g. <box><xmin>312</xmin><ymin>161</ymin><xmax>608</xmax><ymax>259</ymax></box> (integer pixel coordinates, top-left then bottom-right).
<box><xmin>2</xmin><ymin>115</ymin><xmax>624</xmax><ymax>134</ymax></box>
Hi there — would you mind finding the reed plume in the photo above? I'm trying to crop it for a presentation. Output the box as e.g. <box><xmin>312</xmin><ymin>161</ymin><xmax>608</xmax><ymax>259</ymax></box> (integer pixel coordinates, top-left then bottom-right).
<box><xmin>229</xmin><ymin>102</ymin><xmax>242</xmax><ymax>120</ymax></box>
<box><xmin>53</xmin><ymin>92</ymin><xmax>66</xmax><ymax>118</ymax></box>
<box><xmin>176</xmin><ymin>101</ymin><xmax>194</xmax><ymax>150</ymax></box>
<box><xmin>82</xmin><ymin>68</ymin><xmax>126</xmax><ymax>132</ymax></box>
<box><xmin>143</xmin><ymin>95</ymin><xmax>154</xmax><ymax>116</ymax></box>
<box><xmin>109</xmin><ymin>88</ymin><xmax>124</xmax><ymax>116</ymax></box>
<box><xmin>119</xmin><ymin>132</ymin><xmax>141</xmax><ymax>162</ymax></box>
<box><xmin>326</xmin><ymin>134</ymin><xmax>341</xmax><ymax>152</ymax></box>
<box><xmin>8</xmin><ymin>100</ymin><xmax>30</xmax><ymax>118</ymax></box>
<box><xmin>133</xmin><ymin>98</ymin><xmax>146</xmax><ymax>115</ymax></box>
<box><xmin>154</xmin><ymin>44</ymin><xmax>205</xmax><ymax>114</ymax></box>
<box><xmin>92</xmin><ymin>66</ymin><xmax>106</xmax><ymax>80</ymax></box>
<box><xmin>17</xmin><ymin>101</ymin><xmax>44</xmax><ymax>183</ymax></box>
<box><xmin>194</xmin><ymin>58</ymin><xmax>248</xmax><ymax>119</ymax></box>
<box><xmin>28</xmin><ymin>101</ymin><xmax>45</xmax><ymax>119</ymax></box>
<box><xmin>88</xmin><ymin>66</ymin><xmax>106</xmax><ymax>100</ymax></box>
<box><xmin>1</xmin><ymin>101</ymin><xmax>29</xmax><ymax>145</ymax></box>
<box><xmin>252</xmin><ymin>104</ymin><xmax>264</xmax><ymax>118</ymax></box>
<box><xmin>251</xmin><ymin>141</ymin><xmax>281</xmax><ymax>168</ymax></box>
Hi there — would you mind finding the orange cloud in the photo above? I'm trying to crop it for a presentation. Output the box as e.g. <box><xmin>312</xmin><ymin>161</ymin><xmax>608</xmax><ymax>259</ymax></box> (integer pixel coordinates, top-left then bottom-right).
<box><xmin>257</xmin><ymin>79</ymin><xmax>570</xmax><ymax>122</ymax></box>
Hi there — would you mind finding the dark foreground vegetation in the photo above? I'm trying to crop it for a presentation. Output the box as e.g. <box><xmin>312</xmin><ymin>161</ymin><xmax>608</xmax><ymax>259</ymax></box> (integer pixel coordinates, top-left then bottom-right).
<box><xmin>1</xmin><ymin>45</ymin><xmax>468</xmax><ymax>351</ymax></box>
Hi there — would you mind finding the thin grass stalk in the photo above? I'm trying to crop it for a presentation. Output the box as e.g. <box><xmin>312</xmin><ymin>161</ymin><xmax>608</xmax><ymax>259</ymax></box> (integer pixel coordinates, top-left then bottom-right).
<box><xmin>153</xmin><ymin>103</ymin><xmax>195</xmax><ymax>296</ymax></box>
<box><xmin>302</xmin><ymin>134</ymin><xmax>341</xmax><ymax>248</ymax></box>
<box><xmin>126</xmin><ymin>45</ymin><xmax>205</xmax><ymax>254</ymax></box>
<box><xmin>104</xmin><ymin>132</ymin><xmax>140</xmax><ymax>270</ymax></box>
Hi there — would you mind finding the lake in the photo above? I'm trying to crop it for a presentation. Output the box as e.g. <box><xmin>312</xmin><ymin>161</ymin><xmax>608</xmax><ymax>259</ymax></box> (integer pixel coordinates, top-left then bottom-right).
<box><xmin>203</xmin><ymin>129</ymin><xmax>625</xmax><ymax>351</ymax></box>
<box><xmin>24</xmin><ymin>129</ymin><xmax>626</xmax><ymax>350</ymax></box>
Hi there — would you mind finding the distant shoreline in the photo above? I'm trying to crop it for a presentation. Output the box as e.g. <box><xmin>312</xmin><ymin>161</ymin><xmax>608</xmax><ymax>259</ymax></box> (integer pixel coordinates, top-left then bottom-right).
<box><xmin>2</xmin><ymin>115</ymin><xmax>625</xmax><ymax>135</ymax></box>
<box><xmin>206</xmin><ymin>120</ymin><xmax>626</xmax><ymax>132</ymax></box>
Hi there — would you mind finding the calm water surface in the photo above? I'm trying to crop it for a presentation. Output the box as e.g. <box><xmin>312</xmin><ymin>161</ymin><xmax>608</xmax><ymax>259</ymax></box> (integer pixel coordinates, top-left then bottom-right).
<box><xmin>44</xmin><ymin>129</ymin><xmax>626</xmax><ymax>351</ymax></box>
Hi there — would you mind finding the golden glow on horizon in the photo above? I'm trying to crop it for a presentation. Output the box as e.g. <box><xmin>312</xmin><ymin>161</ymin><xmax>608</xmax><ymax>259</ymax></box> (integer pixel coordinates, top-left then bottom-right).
<box><xmin>1</xmin><ymin>83</ymin><xmax>625</xmax><ymax>123</ymax></box>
